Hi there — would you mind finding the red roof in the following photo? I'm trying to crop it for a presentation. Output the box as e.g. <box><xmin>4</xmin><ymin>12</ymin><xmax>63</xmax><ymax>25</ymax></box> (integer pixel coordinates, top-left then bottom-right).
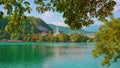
<box><xmin>41</xmin><ymin>32</ymin><xmax>47</xmax><ymax>34</ymax></box>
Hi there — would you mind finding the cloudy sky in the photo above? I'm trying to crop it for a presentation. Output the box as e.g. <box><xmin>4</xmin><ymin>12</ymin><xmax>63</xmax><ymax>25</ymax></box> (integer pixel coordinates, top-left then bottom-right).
<box><xmin>1</xmin><ymin>0</ymin><xmax>120</xmax><ymax>26</ymax></box>
<box><xmin>33</xmin><ymin>0</ymin><xmax>120</xmax><ymax>26</ymax></box>
<box><xmin>25</xmin><ymin>0</ymin><xmax>67</xmax><ymax>26</ymax></box>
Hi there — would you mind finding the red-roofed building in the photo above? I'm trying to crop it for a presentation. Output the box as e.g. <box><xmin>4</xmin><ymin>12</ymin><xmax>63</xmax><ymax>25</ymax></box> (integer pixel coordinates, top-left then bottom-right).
<box><xmin>41</xmin><ymin>31</ymin><xmax>48</xmax><ymax>36</ymax></box>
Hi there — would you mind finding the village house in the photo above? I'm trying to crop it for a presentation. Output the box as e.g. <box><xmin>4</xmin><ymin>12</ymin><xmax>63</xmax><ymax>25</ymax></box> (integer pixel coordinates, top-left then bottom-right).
<box><xmin>86</xmin><ymin>33</ymin><xmax>95</xmax><ymax>39</ymax></box>
<box><xmin>41</xmin><ymin>31</ymin><xmax>48</xmax><ymax>36</ymax></box>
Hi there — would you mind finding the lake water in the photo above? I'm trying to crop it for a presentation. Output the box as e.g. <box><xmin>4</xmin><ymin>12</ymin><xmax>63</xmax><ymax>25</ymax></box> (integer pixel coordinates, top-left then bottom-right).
<box><xmin>0</xmin><ymin>42</ymin><xmax>119</xmax><ymax>68</ymax></box>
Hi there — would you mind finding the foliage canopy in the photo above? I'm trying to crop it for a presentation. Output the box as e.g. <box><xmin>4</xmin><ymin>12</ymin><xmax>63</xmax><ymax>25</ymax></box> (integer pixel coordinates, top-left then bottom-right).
<box><xmin>93</xmin><ymin>18</ymin><xmax>120</xmax><ymax>66</ymax></box>
<box><xmin>0</xmin><ymin>0</ymin><xmax>116</xmax><ymax>30</ymax></box>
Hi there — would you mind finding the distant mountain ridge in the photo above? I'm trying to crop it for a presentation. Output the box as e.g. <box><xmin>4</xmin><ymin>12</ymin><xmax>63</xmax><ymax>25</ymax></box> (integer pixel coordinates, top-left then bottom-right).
<box><xmin>49</xmin><ymin>24</ymin><xmax>93</xmax><ymax>34</ymax></box>
<box><xmin>0</xmin><ymin>16</ymin><xmax>100</xmax><ymax>34</ymax></box>
<box><xmin>82</xmin><ymin>25</ymin><xmax>100</xmax><ymax>32</ymax></box>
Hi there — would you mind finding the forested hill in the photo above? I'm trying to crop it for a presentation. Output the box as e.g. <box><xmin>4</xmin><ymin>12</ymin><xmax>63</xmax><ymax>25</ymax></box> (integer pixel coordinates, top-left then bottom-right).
<box><xmin>0</xmin><ymin>16</ymin><xmax>52</xmax><ymax>33</ymax></box>
<box><xmin>23</xmin><ymin>16</ymin><xmax>52</xmax><ymax>33</ymax></box>
<box><xmin>49</xmin><ymin>24</ymin><xmax>92</xmax><ymax>34</ymax></box>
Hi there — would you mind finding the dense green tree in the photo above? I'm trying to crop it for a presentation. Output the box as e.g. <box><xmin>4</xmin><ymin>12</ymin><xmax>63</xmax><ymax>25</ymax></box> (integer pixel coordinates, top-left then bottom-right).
<box><xmin>0</xmin><ymin>17</ymin><xmax>9</xmax><ymax>30</ymax></box>
<box><xmin>81</xmin><ymin>35</ymin><xmax>89</xmax><ymax>42</ymax></box>
<box><xmin>0</xmin><ymin>29</ymin><xmax>10</xmax><ymax>40</ymax></box>
<box><xmin>26</xmin><ymin>33</ymin><xmax>32</xmax><ymax>42</ymax></box>
<box><xmin>47</xmin><ymin>31</ymin><xmax>53</xmax><ymax>42</ymax></box>
<box><xmin>69</xmin><ymin>33</ymin><xmax>82</xmax><ymax>42</ymax></box>
<box><xmin>50</xmin><ymin>36</ymin><xmax>59</xmax><ymax>42</ymax></box>
<box><xmin>31</xmin><ymin>26</ymin><xmax>35</xmax><ymax>34</ymax></box>
<box><xmin>57</xmin><ymin>33</ymin><xmax>69</xmax><ymax>42</ymax></box>
<box><xmin>93</xmin><ymin>18</ymin><xmax>120</xmax><ymax>66</ymax></box>
<box><xmin>37</xmin><ymin>35</ymin><xmax>45</xmax><ymax>42</ymax></box>
<box><xmin>0</xmin><ymin>30</ymin><xmax>4</xmax><ymax>39</ymax></box>
<box><xmin>10</xmin><ymin>33</ymin><xmax>18</xmax><ymax>40</ymax></box>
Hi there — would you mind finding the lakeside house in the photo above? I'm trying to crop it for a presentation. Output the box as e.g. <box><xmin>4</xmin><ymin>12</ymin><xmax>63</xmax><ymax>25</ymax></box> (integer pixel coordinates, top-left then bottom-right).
<box><xmin>22</xmin><ymin>32</ymin><xmax>48</xmax><ymax>41</ymax></box>
<box><xmin>22</xmin><ymin>34</ymin><xmax>40</xmax><ymax>41</ymax></box>
<box><xmin>41</xmin><ymin>31</ymin><xmax>48</xmax><ymax>36</ymax></box>
<box><xmin>86</xmin><ymin>33</ymin><xmax>95</xmax><ymax>38</ymax></box>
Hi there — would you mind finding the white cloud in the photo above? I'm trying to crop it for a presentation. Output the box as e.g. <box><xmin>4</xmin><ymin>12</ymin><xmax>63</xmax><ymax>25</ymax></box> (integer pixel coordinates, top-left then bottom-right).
<box><xmin>114</xmin><ymin>6</ymin><xmax>120</xmax><ymax>12</ymax></box>
<box><xmin>26</xmin><ymin>13</ymin><xmax>31</xmax><ymax>16</ymax></box>
<box><xmin>113</xmin><ymin>0</ymin><xmax>120</xmax><ymax>12</ymax></box>
<box><xmin>49</xmin><ymin>22</ymin><xmax>68</xmax><ymax>27</ymax></box>
<box><xmin>115</xmin><ymin>0</ymin><xmax>120</xmax><ymax>3</ymax></box>
<box><xmin>40</xmin><ymin>11</ymin><xmax>53</xmax><ymax>19</ymax></box>
<box><xmin>60</xmin><ymin>17</ymin><xmax>64</xmax><ymax>21</ymax></box>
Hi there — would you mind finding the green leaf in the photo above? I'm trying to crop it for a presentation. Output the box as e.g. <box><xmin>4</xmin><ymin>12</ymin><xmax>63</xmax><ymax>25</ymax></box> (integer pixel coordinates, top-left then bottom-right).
<box><xmin>24</xmin><ymin>1</ymin><xmax>30</xmax><ymax>7</ymax></box>
<box><xmin>18</xmin><ymin>0</ymin><xmax>23</xmax><ymax>3</ymax></box>
<box><xmin>0</xmin><ymin>11</ymin><xmax>4</xmax><ymax>20</ymax></box>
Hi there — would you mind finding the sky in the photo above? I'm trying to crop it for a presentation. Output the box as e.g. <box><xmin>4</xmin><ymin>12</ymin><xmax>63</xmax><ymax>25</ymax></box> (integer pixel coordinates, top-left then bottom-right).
<box><xmin>1</xmin><ymin>0</ymin><xmax>120</xmax><ymax>27</ymax></box>
<box><xmin>26</xmin><ymin>0</ymin><xmax>67</xmax><ymax>26</ymax></box>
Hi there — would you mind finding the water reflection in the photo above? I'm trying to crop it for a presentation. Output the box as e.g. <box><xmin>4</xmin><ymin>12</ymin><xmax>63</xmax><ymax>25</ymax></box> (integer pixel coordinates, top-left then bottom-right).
<box><xmin>0</xmin><ymin>43</ymin><xmax>119</xmax><ymax>68</ymax></box>
<box><xmin>0</xmin><ymin>44</ymin><xmax>54</xmax><ymax>68</ymax></box>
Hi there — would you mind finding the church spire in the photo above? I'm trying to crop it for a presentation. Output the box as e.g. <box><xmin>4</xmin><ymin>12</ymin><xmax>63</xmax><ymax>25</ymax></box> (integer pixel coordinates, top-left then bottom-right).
<box><xmin>56</xmin><ymin>25</ymin><xmax>59</xmax><ymax>34</ymax></box>
<box><xmin>54</xmin><ymin>24</ymin><xmax>60</xmax><ymax>36</ymax></box>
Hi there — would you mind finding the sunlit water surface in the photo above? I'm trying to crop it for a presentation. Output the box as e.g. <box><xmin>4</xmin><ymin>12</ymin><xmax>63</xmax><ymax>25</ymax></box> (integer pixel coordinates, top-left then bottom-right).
<box><xmin>0</xmin><ymin>42</ymin><xmax>119</xmax><ymax>68</ymax></box>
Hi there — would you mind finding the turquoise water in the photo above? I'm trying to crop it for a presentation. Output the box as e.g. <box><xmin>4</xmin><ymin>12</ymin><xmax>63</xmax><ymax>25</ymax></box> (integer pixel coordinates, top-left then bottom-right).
<box><xmin>0</xmin><ymin>42</ymin><xmax>119</xmax><ymax>68</ymax></box>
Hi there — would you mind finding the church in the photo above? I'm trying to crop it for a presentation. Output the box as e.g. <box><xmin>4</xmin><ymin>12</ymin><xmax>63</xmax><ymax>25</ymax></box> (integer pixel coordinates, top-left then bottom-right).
<box><xmin>54</xmin><ymin>25</ymin><xmax>60</xmax><ymax>36</ymax></box>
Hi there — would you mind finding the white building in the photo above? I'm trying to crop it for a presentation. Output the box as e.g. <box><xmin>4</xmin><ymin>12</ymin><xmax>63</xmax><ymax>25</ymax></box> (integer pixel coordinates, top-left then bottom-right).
<box><xmin>54</xmin><ymin>26</ymin><xmax>60</xmax><ymax>36</ymax></box>
<box><xmin>86</xmin><ymin>33</ymin><xmax>95</xmax><ymax>38</ymax></box>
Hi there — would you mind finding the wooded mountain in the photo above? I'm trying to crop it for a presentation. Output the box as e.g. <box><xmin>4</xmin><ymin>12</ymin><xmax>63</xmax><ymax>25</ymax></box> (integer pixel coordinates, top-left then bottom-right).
<box><xmin>23</xmin><ymin>16</ymin><xmax>52</xmax><ymax>33</ymax></box>
<box><xmin>0</xmin><ymin>16</ymin><xmax>99</xmax><ymax>34</ymax></box>
<box><xmin>0</xmin><ymin>16</ymin><xmax>52</xmax><ymax>33</ymax></box>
